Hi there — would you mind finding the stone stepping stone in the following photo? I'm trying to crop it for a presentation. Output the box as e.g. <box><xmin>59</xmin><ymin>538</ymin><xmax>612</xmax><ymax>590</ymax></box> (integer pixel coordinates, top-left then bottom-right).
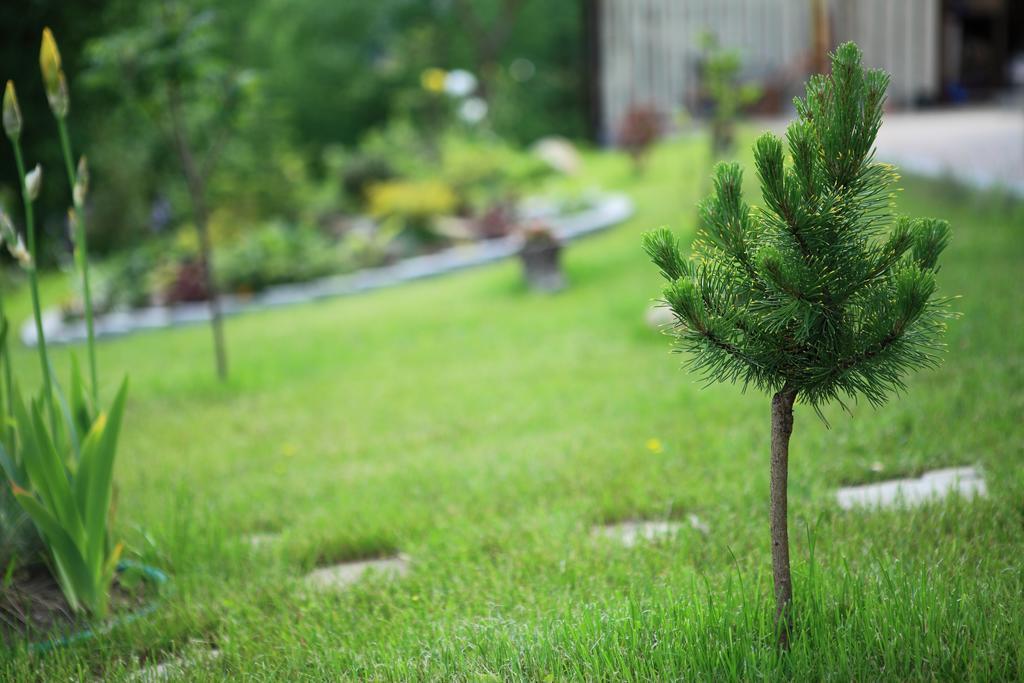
<box><xmin>304</xmin><ymin>555</ymin><xmax>410</xmax><ymax>592</ymax></box>
<box><xmin>594</xmin><ymin>516</ymin><xmax>709</xmax><ymax>547</ymax></box>
<box><xmin>686</xmin><ymin>514</ymin><xmax>711</xmax><ymax>535</ymax></box>
<box><xmin>127</xmin><ymin>645</ymin><xmax>221</xmax><ymax>682</ymax></box>
<box><xmin>644</xmin><ymin>304</ymin><xmax>675</xmax><ymax>330</ymax></box>
<box><xmin>244</xmin><ymin>533</ymin><xmax>279</xmax><ymax>549</ymax></box>
<box><xmin>836</xmin><ymin>466</ymin><xmax>987</xmax><ymax>510</ymax></box>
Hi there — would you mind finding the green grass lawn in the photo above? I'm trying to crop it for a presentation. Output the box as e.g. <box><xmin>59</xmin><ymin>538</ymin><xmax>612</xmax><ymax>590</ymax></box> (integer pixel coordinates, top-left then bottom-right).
<box><xmin>3</xmin><ymin>134</ymin><xmax>1023</xmax><ymax>680</ymax></box>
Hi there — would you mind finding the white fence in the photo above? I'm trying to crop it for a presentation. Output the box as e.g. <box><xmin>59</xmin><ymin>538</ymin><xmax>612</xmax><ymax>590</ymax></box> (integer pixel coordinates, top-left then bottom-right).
<box><xmin>832</xmin><ymin>0</ymin><xmax>940</xmax><ymax>104</ymax></box>
<box><xmin>597</xmin><ymin>0</ymin><xmax>941</xmax><ymax>141</ymax></box>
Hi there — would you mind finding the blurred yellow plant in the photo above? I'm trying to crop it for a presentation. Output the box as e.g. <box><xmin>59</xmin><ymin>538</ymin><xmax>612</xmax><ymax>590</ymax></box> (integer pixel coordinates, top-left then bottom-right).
<box><xmin>420</xmin><ymin>68</ymin><xmax>446</xmax><ymax>94</ymax></box>
<box><xmin>366</xmin><ymin>179</ymin><xmax>457</xmax><ymax>220</ymax></box>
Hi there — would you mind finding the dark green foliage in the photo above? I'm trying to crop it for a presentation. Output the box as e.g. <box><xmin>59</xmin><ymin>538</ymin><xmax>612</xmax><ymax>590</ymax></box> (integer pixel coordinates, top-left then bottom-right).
<box><xmin>645</xmin><ymin>43</ymin><xmax>952</xmax><ymax>410</ymax></box>
<box><xmin>341</xmin><ymin>155</ymin><xmax>396</xmax><ymax>204</ymax></box>
<box><xmin>213</xmin><ymin>223</ymin><xmax>345</xmax><ymax>293</ymax></box>
<box><xmin>0</xmin><ymin>0</ymin><xmax>584</xmax><ymax>260</ymax></box>
<box><xmin>0</xmin><ymin>313</ymin><xmax>46</xmax><ymax>572</ymax></box>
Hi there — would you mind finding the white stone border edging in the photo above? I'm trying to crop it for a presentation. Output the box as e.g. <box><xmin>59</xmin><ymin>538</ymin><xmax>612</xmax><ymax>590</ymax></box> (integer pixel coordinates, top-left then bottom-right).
<box><xmin>22</xmin><ymin>193</ymin><xmax>634</xmax><ymax>347</ymax></box>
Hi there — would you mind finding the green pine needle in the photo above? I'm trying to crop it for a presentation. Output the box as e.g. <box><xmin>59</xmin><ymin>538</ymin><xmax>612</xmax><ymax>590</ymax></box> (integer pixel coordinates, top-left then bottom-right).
<box><xmin>645</xmin><ymin>42</ymin><xmax>953</xmax><ymax>411</ymax></box>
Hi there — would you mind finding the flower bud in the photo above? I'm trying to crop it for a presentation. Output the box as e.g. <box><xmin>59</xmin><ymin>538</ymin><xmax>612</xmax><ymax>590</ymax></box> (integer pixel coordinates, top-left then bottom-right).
<box><xmin>67</xmin><ymin>207</ymin><xmax>77</xmax><ymax>246</ymax></box>
<box><xmin>40</xmin><ymin>28</ymin><xmax>63</xmax><ymax>76</ymax></box>
<box><xmin>40</xmin><ymin>28</ymin><xmax>69</xmax><ymax>118</ymax></box>
<box><xmin>25</xmin><ymin>164</ymin><xmax>42</xmax><ymax>201</ymax></box>
<box><xmin>40</xmin><ymin>27</ymin><xmax>63</xmax><ymax>92</ymax></box>
<box><xmin>0</xmin><ymin>209</ymin><xmax>15</xmax><ymax>246</ymax></box>
<box><xmin>0</xmin><ymin>211</ymin><xmax>31</xmax><ymax>269</ymax></box>
<box><xmin>9</xmin><ymin>237</ymin><xmax>32</xmax><ymax>269</ymax></box>
<box><xmin>2</xmin><ymin>81</ymin><xmax>21</xmax><ymax>141</ymax></box>
<box><xmin>48</xmin><ymin>71</ymin><xmax>70</xmax><ymax>119</ymax></box>
<box><xmin>73</xmin><ymin>156</ymin><xmax>89</xmax><ymax>206</ymax></box>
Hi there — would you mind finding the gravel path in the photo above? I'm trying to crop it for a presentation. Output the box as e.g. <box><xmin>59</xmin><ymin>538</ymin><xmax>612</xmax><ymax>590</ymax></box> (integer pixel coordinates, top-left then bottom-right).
<box><xmin>873</xmin><ymin>106</ymin><xmax>1024</xmax><ymax>196</ymax></box>
<box><xmin>763</xmin><ymin>105</ymin><xmax>1024</xmax><ymax>196</ymax></box>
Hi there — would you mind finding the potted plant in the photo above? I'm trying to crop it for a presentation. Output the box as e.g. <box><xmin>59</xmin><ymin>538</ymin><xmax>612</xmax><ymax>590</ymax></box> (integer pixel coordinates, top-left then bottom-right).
<box><xmin>518</xmin><ymin>222</ymin><xmax>565</xmax><ymax>292</ymax></box>
<box><xmin>617</xmin><ymin>104</ymin><xmax>661</xmax><ymax>175</ymax></box>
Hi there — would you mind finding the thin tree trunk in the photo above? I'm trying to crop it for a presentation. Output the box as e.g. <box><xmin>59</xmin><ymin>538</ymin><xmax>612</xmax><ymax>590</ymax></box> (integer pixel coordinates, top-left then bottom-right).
<box><xmin>192</xmin><ymin>204</ymin><xmax>228</xmax><ymax>381</ymax></box>
<box><xmin>167</xmin><ymin>81</ymin><xmax>228</xmax><ymax>381</ymax></box>
<box><xmin>453</xmin><ymin>0</ymin><xmax>524</xmax><ymax>101</ymax></box>
<box><xmin>770</xmin><ymin>385</ymin><xmax>797</xmax><ymax>648</ymax></box>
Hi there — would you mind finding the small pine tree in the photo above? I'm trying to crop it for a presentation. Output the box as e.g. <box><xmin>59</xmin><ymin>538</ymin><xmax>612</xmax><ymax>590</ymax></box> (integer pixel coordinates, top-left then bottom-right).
<box><xmin>643</xmin><ymin>43</ymin><xmax>952</xmax><ymax>647</ymax></box>
<box><xmin>698</xmin><ymin>33</ymin><xmax>761</xmax><ymax>159</ymax></box>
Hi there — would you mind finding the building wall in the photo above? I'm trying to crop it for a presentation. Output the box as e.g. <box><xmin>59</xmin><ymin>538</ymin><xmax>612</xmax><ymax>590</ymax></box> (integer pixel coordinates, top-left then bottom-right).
<box><xmin>832</xmin><ymin>0</ymin><xmax>940</xmax><ymax>104</ymax></box>
<box><xmin>596</xmin><ymin>0</ymin><xmax>941</xmax><ymax>142</ymax></box>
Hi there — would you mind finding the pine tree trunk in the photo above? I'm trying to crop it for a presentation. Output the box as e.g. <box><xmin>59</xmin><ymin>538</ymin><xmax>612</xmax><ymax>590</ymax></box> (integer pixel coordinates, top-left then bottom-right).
<box><xmin>770</xmin><ymin>385</ymin><xmax>797</xmax><ymax>648</ymax></box>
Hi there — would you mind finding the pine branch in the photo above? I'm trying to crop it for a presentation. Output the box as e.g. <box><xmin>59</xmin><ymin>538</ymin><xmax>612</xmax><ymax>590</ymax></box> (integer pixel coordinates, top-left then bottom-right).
<box><xmin>648</xmin><ymin>42</ymin><xmax>951</xmax><ymax>411</ymax></box>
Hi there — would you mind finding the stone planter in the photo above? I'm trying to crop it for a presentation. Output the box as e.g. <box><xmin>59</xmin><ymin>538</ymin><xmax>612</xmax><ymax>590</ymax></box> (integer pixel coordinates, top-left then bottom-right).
<box><xmin>519</xmin><ymin>226</ymin><xmax>565</xmax><ymax>292</ymax></box>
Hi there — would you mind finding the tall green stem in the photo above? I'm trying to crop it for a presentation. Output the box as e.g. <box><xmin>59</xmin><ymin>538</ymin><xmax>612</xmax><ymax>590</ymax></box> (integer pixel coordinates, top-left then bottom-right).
<box><xmin>0</xmin><ymin>292</ymin><xmax>14</xmax><ymax>442</ymax></box>
<box><xmin>56</xmin><ymin>118</ymin><xmax>98</xmax><ymax>405</ymax></box>
<box><xmin>12</xmin><ymin>141</ymin><xmax>56</xmax><ymax>429</ymax></box>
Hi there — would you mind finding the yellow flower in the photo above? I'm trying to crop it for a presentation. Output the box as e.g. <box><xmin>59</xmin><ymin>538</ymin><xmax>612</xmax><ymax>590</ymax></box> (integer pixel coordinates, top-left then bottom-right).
<box><xmin>281</xmin><ymin>443</ymin><xmax>297</xmax><ymax>458</ymax></box>
<box><xmin>3</xmin><ymin>81</ymin><xmax>21</xmax><ymax>140</ymax></box>
<box><xmin>420</xmin><ymin>67</ymin><xmax>446</xmax><ymax>94</ymax></box>
<box><xmin>645</xmin><ymin>438</ymin><xmax>663</xmax><ymax>454</ymax></box>
<box><xmin>366</xmin><ymin>179</ymin><xmax>457</xmax><ymax>219</ymax></box>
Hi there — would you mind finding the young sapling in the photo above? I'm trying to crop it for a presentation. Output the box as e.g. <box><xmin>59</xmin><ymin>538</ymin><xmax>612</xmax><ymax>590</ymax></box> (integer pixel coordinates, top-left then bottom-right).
<box><xmin>644</xmin><ymin>43</ymin><xmax>952</xmax><ymax>647</ymax></box>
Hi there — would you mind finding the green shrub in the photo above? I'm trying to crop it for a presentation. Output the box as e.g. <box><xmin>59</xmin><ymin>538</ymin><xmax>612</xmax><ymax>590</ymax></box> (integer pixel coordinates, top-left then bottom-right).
<box><xmin>4</xmin><ymin>378</ymin><xmax>130</xmax><ymax>617</ymax></box>
<box><xmin>341</xmin><ymin>155</ymin><xmax>396</xmax><ymax>204</ymax></box>
<box><xmin>367</xmin><ymin>179</ymin><xmax>457</xmax><ymax>243</ymax></box>
<box><xmin>214</xmin><ymin>222</ymin><xmax>341</xmax><ymax>293</ymax></box>
<box><xmin>358</xmin><ymin>119</ymin><xmax>433</xmax><ymax>180</ymax></box>
<box><xmin>436</xmin><ymin>133</ymin><xmax>549</xmax><ymax>210</ymax></box>
<box><xmin>0</xmin><ymin>289</ymin><xmax>46</xmax><ymax>574</ymax></box>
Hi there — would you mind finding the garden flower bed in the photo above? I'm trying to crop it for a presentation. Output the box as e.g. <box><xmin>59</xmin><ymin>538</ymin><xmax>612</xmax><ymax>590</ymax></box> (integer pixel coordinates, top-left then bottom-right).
<box><xmin>0</xmin><ymin>561</ymin><xmax>168</xmax><ymax>651</ymax></box>
<box><xmin>21</xmin><ymin>193</ymin><xmax>632</xmax><ymax>346</ymax></box>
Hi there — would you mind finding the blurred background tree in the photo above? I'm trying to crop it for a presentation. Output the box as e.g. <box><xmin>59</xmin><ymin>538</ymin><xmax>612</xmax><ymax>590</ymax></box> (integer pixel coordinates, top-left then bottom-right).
<box><xmin>695</xmin><ymin>33</ymin><xmax>762</xmax><ymax>160</ymax></box>
<box><xmin>0</xmin><ymin>0</ymin><xmax>586</xmax><ymax>264</ymax></box>
<box><xmin>87</xmin><ymin>0</ymin><xmax>257</xmax><ymax>380</ymax></box>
